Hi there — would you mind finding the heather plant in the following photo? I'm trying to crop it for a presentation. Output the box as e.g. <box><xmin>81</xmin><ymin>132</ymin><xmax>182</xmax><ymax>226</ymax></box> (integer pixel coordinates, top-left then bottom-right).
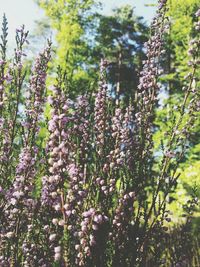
<box><xmin>0</xmin><ymin>1</ymin><xmax>200</xmax><ymax>267</ymax></box>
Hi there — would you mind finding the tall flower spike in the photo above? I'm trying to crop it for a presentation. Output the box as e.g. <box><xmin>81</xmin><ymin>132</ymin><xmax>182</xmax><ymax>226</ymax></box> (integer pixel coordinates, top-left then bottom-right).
<box><xmin>134</xmin><ymin>0</ymin><xmax>168</xmax><ymax>182</ymax></box>
<box><xmin>111</xmin><ymin>191</ymin><xmax>135</xmax><ymax>265</ymax></box>
<box><xmin>0</xmin><ymin>42</ymin><xmax>51</xmax><ymax>264</ymax></box>
<box><xmin>94</xmin><ymin>59</ymin><xmax>108</xmax><ymax>156</ymax></box>
<box><xmin>0</xmin><ymin>25</ymin><xmax>29</xmax><ymax>184</ymax></box>
<box><xmin>23</xmin><ymin>40</ymin><xmax>51</xmax><ymax>145</ymax></box>
<box><xmin>41</xmin><ymin>83</ymin><xmax>78</xmax><ymax>264</ymax></box>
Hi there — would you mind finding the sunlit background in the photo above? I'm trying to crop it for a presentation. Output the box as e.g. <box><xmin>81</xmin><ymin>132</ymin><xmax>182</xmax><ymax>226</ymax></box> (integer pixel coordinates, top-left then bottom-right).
<box><xmin>0</xmin><ymin>0</ymin><xmax>157</xmax><ymax>47</ymax></box>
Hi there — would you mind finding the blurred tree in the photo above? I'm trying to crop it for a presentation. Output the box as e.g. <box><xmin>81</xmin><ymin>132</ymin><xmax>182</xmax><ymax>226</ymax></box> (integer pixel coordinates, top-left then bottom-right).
<box><xmin>155</xmin><ymin>0</ymin><xmax>200</xmax><ymax>148</ymax></box>
<box><xmin>166</xmin><ymin>0</ymin><xmax>200</xmax><ymax>156</ymax></box>
<box><xmin>93</xmin><ymin>5</ymin><xmax>148</xmax><ymax>104</ymax></box>
<box><xmin>35</xmin><ymin>1</ymin><xmax>148</xmax><ymax>101</ymax></box>
<box><xmin>161</xmin><ymin>0</ymin><xmax>200</xmax><ymax>148</ymax></box>
<box><xmin>35</xmin><ymin>0</ymin><xmax>99</xmax><ymax>96</ymax></box>
<box><xmin>162</xmin><ymin>0</ymin><xmax>200</xmax><ymax>93</ymax></box>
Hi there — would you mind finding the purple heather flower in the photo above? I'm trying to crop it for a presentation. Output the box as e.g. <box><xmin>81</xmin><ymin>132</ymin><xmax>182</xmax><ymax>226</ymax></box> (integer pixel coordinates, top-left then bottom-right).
<box><xmin>195</xmin><ymin>9</ymin><xmax>200</xmax><ymax>17</ymax></box>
